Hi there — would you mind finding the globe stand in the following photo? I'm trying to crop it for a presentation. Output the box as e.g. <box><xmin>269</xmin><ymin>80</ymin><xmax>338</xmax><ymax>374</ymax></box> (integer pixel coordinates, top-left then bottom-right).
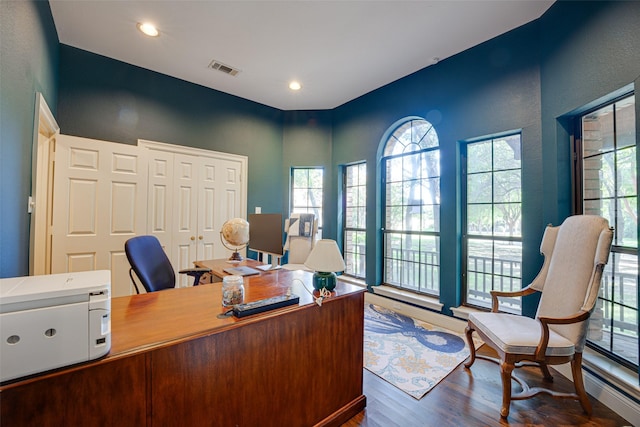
<box><xmin>228</xmin><ymin>250</ymin><xmax>243</xmax><ymax>262</ymax></box>
<box><xmin>220</xmin><ymin>237</ymin><xmax>248</xmax><ymax>263</ymax></box>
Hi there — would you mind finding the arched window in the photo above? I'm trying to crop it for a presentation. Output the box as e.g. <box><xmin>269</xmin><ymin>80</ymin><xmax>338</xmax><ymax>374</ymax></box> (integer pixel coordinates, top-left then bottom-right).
<box><xmin>381</xmin><ymin>118</ymin><xmax>440</xmax><ymax>295</ymax></box>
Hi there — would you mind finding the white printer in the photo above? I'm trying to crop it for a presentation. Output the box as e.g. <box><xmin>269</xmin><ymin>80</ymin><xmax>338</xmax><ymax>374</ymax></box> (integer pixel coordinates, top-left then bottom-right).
<box><xmin>0</xmin><ymin>270</ymin><xmax>111</xmax><ymax>383</ymax></box>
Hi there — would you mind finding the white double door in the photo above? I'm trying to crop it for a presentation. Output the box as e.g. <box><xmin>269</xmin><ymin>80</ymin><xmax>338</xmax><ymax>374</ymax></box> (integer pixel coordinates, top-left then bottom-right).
<box><xmin>50</xmin><ymin>136</ymin><xmax>246</xmax><ymax>296</ymax></box>
<box><xmin>144</xmin><ymin>142</ymin><xmax>245</xmax><ymax>287</ymax></box>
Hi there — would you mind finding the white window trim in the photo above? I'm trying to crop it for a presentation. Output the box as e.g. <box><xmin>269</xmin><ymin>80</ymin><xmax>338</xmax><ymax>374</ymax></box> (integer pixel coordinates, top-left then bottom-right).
<box><xmin>371</xmin><ymin>286</ymin><xmax>444</xmax><ymax>317</ymax></box>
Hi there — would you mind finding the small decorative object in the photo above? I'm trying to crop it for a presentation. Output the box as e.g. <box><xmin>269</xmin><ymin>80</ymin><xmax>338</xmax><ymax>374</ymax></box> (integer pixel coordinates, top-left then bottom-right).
<box><xmin>220</xmin><ymin>218</ymin><xmax>250</xmax><ymax>261</ymax></box>
<box><xmin>304</xmin><ymin>239</ymin><xmax>346</xmax><ymax>291</ymax></box>
<box><xmin>222</xmin><ymin>275</ymin><xmax>244</xmax><ymax>306</ymax></box>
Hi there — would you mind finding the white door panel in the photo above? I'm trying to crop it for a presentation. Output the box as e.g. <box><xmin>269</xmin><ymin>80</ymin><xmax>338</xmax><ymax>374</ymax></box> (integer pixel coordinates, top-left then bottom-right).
<box><xmin>172</xmin><ymin>154</ymin><xmax>199</xmax><ymax>287</ymax></box>
<box><xmin>199</xmin><ymin>157</ymin><xmax>221</xmax><ymax>261</ymax></box>
<box><xmin>146</xmin><ymin>149</ymin><xmax>174</xmax><ymax>252</ymax></box>
<box><xmin>213</xmin><ymin>159</ymin><xmax>244</xmax><ymax>259</ymax></box>
<box><xmin>51</xmin><ymin>135</ymin><xmax>147</xmax><ymax>297</ymax></box>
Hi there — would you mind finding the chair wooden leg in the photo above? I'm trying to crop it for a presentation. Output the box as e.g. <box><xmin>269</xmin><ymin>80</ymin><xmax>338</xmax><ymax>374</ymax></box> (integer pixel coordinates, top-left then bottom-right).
<box><xmin>464</xmin><ymin>325</ymin><xmax>476</xmax><ymax>368</ymax></box>
<box><xmin>571</xmin><ymin>352</ymin><xmax>592</xmax><ymax>416</ymax></box>
<box><xmin>539</xmin><ymin>362</ymin><xmax>553</xmax><ymax>382</ymax></box>
<box><xmin>500</xmin><ymin>361</ymin><xmax>514</xmax><ymax>418</ymax></box>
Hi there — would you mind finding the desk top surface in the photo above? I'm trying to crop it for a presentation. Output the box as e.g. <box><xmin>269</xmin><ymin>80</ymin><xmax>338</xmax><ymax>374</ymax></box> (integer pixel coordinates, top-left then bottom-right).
<box><xmin>194</xmin><ymin>258</ymin><xmax>267</xmax><ymax>278</ymax></box>
<box><xmin>110</xmin><ymin>264</ymin><xmax>364</xmax><ymax>357</ymax></box>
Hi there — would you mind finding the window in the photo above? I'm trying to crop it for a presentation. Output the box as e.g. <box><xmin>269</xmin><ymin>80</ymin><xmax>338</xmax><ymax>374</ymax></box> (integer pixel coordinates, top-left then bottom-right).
<box><xmin>382</xmin><ymin>119</ymin><xmax>440</xmax><ymax>295</ymax></box>
<box><xmin>463</xmin><ymin>134</ymin><xmax>522</xmax><ymax>313</ymax></box>
<box><xmin>343</xmin><ymin>163</ymin><xmax>366</xmax><ymax>278</ymax></box>
<box><xmin>290</xmin><ymin>167</ymin><xmax>323</xmax><ymax>237</ymax></box>
<box><xmin>576</xmin><ymin>94</ymin><xmax>638</xmax><ymax>369</ymax></box>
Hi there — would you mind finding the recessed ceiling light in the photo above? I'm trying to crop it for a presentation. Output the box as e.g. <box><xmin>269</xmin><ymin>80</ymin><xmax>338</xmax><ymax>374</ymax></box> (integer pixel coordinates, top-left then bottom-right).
<box><xmin>137</xmin><ymin>22</ymin><xmax>159</xmax><ymax>37</ymax></box>
<box><xmin>289</xmin><ymin>81</ymin><xmax>302</xmax><ymax>91</ymax></box>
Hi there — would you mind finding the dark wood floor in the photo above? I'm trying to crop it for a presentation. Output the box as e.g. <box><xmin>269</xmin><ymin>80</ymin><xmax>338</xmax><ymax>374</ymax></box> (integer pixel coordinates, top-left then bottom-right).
<box><xmin>342</xmin><ymin>345</ymin><xmax>631</xmax><ymax>427</ymax></box>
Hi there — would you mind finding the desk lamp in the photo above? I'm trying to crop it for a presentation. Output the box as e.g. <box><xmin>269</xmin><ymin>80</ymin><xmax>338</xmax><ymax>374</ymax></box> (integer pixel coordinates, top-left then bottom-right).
<box><xmin>304</xmin><ymin>239</ymin><xmax>346</xmax><ymax>291</ymax></box>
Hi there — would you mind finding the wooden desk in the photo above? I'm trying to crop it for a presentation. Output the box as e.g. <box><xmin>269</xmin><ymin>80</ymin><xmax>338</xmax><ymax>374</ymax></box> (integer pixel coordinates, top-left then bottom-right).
<box><xmin>1</xmin><ymin>269</ymin><xmax>366</xmax><ymax>427</ymax></box>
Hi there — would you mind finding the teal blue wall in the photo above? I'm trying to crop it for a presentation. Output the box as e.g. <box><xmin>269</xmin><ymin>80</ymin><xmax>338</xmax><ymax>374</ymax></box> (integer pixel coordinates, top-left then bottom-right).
<box><xmin>58</xmin><ymin>45</ymin><xmax>285</xmax><ymax>220</ymax></box>
<box><xmin>330</xmin><ymin>0</ymin><xmax>640</xmax><ymax>316</ymax></box>
<box><xmin>536</xmin><ymin>0</ymin><xmax>640</xmax><ymax>318</ymax></box>
<box><xmin>331</xmin><ymin>20</ymin><xmax>543</xmax><ymax>315</ymax></box>
<box><xmin>282</xmin><ymin>110</ymin><xmax>333</xmax><ymax>221</ymax></box>
<box><xmin>539</xmin><ymin>1</ymin><xmax>640</xmax><ymax>225</ymax></box>
<box><xmin>0</xmin><ymin>0</ymin><xmax>59</xmax><ymax>278</ymax></box>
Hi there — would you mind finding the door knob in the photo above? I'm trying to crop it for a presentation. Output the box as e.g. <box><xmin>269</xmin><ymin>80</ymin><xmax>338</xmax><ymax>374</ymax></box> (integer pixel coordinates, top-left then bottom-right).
<box><xmin>190</xmin><ymin>236</ymin><xmax>195</xmax><ymax>241</ymax></box>
<box><xmin>198</xmin><ymin>235</ymin><xmax>203</xmax><ymax>240</ymax></box>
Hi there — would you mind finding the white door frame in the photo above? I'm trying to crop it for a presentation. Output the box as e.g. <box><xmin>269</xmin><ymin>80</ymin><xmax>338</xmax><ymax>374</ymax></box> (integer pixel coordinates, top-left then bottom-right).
<box><xmin>30</xmin><ymin>93</ymin><xmax>60</xmax><ymax>275</ymax></box>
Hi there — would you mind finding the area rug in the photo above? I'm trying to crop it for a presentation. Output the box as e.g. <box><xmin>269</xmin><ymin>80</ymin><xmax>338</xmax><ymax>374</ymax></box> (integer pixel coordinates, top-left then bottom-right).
<box><xmin>364</xmin><ymin>303</ymin><xmax>480</xmax><ymax>400</ymax></box>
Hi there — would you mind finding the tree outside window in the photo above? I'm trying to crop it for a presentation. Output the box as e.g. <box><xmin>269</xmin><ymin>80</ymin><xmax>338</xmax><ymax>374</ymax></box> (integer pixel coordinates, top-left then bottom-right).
<box><xmin>291</xmin><ymin>167</ymin><xmax>323</xmax><ymax>238</ymax></box>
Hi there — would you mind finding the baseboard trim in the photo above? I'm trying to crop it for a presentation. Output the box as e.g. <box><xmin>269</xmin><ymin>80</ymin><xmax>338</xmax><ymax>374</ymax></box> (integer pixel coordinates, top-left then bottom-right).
<box><xmin>370</xmin><ymin>286</ymin><xmax>444</xmax><ymax>315</ymax></box>
<box><xmin>553</xmin><ymin>363</ymin><xmax>639</xmax><ymax>426</ymax></box>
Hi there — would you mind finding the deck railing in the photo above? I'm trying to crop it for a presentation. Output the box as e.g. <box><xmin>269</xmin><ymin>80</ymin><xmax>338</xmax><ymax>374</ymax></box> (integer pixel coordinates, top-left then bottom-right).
<box><xmin>383</xmin><ymin>247</ymin><xmax>440</xmax><ymax>294</ymax></box>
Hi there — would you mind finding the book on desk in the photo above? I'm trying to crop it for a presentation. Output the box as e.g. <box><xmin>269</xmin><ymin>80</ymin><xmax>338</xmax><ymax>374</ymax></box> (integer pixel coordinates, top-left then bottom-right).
<box><xmin>223</xmin><ymin>266</ymin><xmax>260</xmax><ymax>276</ymax></box>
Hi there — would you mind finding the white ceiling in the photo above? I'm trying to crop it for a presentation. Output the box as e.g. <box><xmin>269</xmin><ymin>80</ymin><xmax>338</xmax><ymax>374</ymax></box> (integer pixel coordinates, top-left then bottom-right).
<box><xmin>49</xmin><ymin>0</ymin><xmax>554</xmax><ymax>111</ymax></box>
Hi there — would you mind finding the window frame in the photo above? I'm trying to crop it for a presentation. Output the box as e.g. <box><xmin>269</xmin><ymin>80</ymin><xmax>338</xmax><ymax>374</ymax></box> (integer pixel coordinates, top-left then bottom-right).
<box><xmin>381</xmin><ymin>118</ymin><xmax>441</xmax><ymax>296</ymax></box>
<box><xmin>290</xmin><ymin>166</ymin><xmax>324</xmax><ymax>237</ymax></box>
<box><xmin>342</xmin><ymin>162</ymin><xmax>367</xmax><ymax>279</ymax></box>
<box><xmin>572</xmin><ymin>91</ymin><xmax>638</xmax><ymax>371</ymax></box>
<box><xmin>462</xmin><ymin>133</ymin><xmax>523</xmax><ymax>313</ymax></box>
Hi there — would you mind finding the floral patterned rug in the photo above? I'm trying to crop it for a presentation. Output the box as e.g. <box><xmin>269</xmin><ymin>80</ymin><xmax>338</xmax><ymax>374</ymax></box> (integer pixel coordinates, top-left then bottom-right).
<box><xmin>364</xmin><ymin>303</ymin><xmax>481</xmax><ymax>400</ymax></box>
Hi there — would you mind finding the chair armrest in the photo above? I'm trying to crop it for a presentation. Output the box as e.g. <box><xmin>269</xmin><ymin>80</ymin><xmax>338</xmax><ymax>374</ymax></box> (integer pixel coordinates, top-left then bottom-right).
<box><xmin>538</xmin><ymin>310</ymin><xmax>591</xmax><ymax>326</ymax></box>
<box><xmin>534</xmin><ymin>310</ymin><xmax>591</xmax><ymax>360</ymax></box>
<box><xmin>490</xmin><ymin>286</ymin><xmax>537</xmax><ymax>312</ymax></box>
<box><xmin>178</xmin><ymin>267</ymin><xmax>212</xmax><ymax>275</ymax></box>
<box><xmin>177</xmin><ymin>267</ymin><xmax>212</xmax><ymax>287</ymax></box>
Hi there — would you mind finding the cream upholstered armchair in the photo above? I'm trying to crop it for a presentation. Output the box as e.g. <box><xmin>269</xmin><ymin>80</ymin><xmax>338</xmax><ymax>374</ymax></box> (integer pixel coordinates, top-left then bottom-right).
<box><xmin>464</xmin><ymin>215</ymin><xmax>613</xmax><ymax>418</ymax></box>
<box><xmin>281</xmin><ymin>213</ymin><xmax>318</xmax><ymax>270</ymax></box>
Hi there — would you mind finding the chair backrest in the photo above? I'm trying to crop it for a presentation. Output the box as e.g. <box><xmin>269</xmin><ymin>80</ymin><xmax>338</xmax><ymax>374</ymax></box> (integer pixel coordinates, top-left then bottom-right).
<box><xmin>533</xmin><ymin>215</ymin><xmax>613</xmax><ymax>351</ymax></box>
<box><xmin>284</xmin><ymin>214</ymin><xmax>318</xmax><ymax>264</ymax></box>
<box><xmin>125</xmin><ymin>235</ymin><xmax>176</xmax><ymax>292</ymax></box>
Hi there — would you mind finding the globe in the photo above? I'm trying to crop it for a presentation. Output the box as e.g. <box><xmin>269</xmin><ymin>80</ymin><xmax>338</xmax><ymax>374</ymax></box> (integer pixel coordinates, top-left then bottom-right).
<box><xmin>220</xmin><ymin>218</ymin><xmax>250</xmax><ymax>261</ymax></box>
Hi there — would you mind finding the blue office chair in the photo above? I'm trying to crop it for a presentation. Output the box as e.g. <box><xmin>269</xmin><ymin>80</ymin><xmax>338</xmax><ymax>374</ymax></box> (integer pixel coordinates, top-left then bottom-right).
<box><xmin>125</xmin><ymin>235</ymin><xmax>211</xmax><ymax>293</ymax></box>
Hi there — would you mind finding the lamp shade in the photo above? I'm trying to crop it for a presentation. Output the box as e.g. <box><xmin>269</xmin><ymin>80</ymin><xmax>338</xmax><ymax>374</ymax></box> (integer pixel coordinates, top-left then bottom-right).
<box><xmin>304</xmin><ymin>239</ymin><xmax>346</xmax><ymax>273</ymax></box>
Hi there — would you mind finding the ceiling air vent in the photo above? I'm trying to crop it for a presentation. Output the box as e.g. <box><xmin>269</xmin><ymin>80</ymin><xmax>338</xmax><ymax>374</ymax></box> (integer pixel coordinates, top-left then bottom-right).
<box><xmin>208</xmin><ymin>60</ymin><xmax>240</xmax><ymax>76</ymax></box>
